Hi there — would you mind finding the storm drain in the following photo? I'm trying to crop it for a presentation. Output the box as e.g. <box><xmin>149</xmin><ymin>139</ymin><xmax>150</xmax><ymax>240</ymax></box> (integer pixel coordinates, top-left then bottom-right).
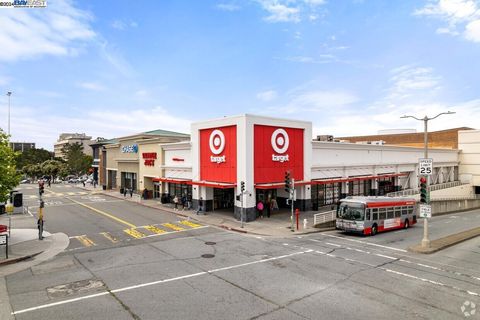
<box><xmin>201</xmin><ymin>254</ymin><xmax>215</xmax><ymax>258</ymax></box>
<box><xmin>47</xmin><ymin>279</ymin><xmax>105</xmax><ymax>298</ymax></box>
<box><xmin>204</xmin><ymin>241</ymin><xmax>216</xmax><ymax>245</ymax></box>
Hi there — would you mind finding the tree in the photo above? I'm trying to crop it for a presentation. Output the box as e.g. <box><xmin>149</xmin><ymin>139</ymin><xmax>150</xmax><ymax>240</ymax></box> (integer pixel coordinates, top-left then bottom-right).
<box><xmin>0</xmin><ymin>129</ymin><xmax>21</xmax><ymax>202</ymax></box>
<box><xmin>16</xmin><ymin>147</ymin><xmax>53</xmax><ymax>169</ymax></box>
<box><xmin>61</xmin><ymin>142</ymin><xmax>92</xmax><ymax>175</ymax></box>
<box><xmin>41</xmin><ymin>160</ymin><xmax>65</xmax><ymax>181</ymax></box>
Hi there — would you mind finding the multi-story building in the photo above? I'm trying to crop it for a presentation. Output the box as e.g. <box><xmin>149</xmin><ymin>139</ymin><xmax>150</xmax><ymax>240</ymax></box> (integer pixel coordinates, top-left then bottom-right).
<box><xmin>54</xmin><ymin>133</ymin><xmax>93</xmax><ymax>159</ymax></box>
<box><xmin>9</xmin><ymin>142</ymin><xmax>35</xmax><ymax>152</ymax></box>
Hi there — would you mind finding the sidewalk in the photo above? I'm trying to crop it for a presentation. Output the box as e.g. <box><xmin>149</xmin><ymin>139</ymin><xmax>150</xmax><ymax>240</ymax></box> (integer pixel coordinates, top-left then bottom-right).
<box><xmin>89</xmin><ymin>187</ymin><xmax>333</xmax><ymax>237</ymax></box>
<box><xmin>0</xmin><ymin>213</ymin><xmax>69</xmax><ymax>275</ymax></box>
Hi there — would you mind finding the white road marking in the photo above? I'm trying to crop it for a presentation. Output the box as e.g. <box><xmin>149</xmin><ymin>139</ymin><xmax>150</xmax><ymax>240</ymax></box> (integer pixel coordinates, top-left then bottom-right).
<box><xmin>323</xmin><ymin>234</ymin><xmax>408</xmax><ymax>252</ymax></box>
<box><xmin>375</xmin><ymin>254</ymin><xmax>397</xmax><ymax>260</ymax></box>
<box><xmin>325</xmin><ymin>242</ymin><xmax>342</xmax><ymax>247</ymax></box>
<box><xmin>11</xmin><ymin>250</ymin><xmax>308</xmax><ymax>315</ymax></box>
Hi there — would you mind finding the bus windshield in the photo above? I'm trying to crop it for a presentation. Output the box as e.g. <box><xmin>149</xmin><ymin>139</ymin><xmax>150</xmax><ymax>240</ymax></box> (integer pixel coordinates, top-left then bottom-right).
<box><xmin>337</xmin><ymin>202</ymin><xmax>365</xmax><ymax>221</ymax></box>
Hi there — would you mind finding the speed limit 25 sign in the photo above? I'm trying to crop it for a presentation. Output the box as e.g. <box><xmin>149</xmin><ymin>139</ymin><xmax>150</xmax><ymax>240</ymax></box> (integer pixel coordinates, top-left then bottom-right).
<box><xmin>419</xmin><ymin>158</ymin><xmax>433</xmax><ymax>175</ymax></box>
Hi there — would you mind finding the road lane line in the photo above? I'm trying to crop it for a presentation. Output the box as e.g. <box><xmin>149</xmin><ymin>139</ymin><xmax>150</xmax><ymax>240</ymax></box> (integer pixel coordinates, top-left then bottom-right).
<box><xmin>11</xmin><ymin>250</ymin><xmax>308</xmax><ymax>315</ymax></box>
<box><xmin>162</xmin><ymin>223</ymin><xmax>185</xmax><ymax>231</ymax></box>
<box><xmin>323</xmin><ymin>234</ymin><xmax>408</xmax><ymax>252</ymax></box>
<box><xmin>66</xmin><ymin>197</ymin><xmax>136</xmax><ymax>229</ymax></box>
<box><xmin>74</xmin><ymin>235</ymin><xmax>95</xmax><ymax>247</ymax></box>
<box><xmin>325</xmin><ymin>242</ymin><xmax>342</xmax><ymax>247</ymax></box>
<box><xmin>100</xmin><ymin>232</ymin><xmax>118</xmax><ymax>243</ymax></box>
<box><xmin>178</xmin><ymin>220</ymin><xmax>202</xmax><ymax>228</ymax></box>
<box><xmin>124</xmin><ymin>228</ymin><xmax>146</xmax><ymax>239</ymax></box>
<box><xmin>144</xmin><ymin>225</ymin><xmax>166</xmax><ymax>234</ymax></box>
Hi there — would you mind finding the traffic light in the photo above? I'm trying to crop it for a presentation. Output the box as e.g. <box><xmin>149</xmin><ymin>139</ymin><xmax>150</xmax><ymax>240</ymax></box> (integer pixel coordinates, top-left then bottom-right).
<box><xmin>240</xmin><ymin>181</ymin><xmax>245</xmax><ymax>193</ymax></box>
<box><xmin>285</xmin><ymin>171</ymin><xmax>291</xmax><ymax>193</ymax></box>
<box><xmin>40</xmin><ymin>200</ymin><xmax>44</xmax><ymax>208</ymax></box>
<box><xmin>420</xmin><ymin>177</ymin><xmax>427</xmax><ymax>203</ymax></box>
<box><xmin>39</xmin><ymin>182</ymin><xmax>44</xmax><ymax>196</ymax></box>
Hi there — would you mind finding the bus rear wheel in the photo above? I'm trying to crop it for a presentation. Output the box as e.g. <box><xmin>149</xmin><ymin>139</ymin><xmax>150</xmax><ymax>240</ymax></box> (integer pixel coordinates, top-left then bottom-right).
<box><xmin>404</xmin><ymin>220</ymin><xmax>409</xmax><ymax>229</ymax></box>
<box><xmin>371</xmin><ymin>224</ymin><xmax>377</xmax><ymax>236</ymax></box>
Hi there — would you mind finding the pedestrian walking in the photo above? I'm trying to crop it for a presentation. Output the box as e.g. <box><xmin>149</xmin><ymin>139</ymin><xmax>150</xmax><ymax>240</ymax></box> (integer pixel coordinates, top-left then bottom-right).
<box><xmin>129</xmin><ymin>188</ymin><xmax>133</xmax><ymax>198</ymax></box>
<box><xmin>257</xmin><ymin>200</ymin><xmax>264</xmax><ymax>218</ymax></box>
<box><xmin>266</xmin><ymin>198</ymin><xmax>271</xmax><ymax>218</ymax></box>
<box><xmin>47</xmin><ymin>179</ymin><xmax>51</xmax><ymax>188</ymax></box>
<box><xmin>123</xmin><ymin>188</ymin><xmax>127</xmax><ymax>197</ymax></box>
<box><xmin>82</xmin><ymin>180</ymin><xmax>86</xmax><ymax>187</ymax></box>
<box><xmin>173</xmin><ymin>195</ymin><xmax>179</xmax><ymax>211</ymax></box>
<box><xmin>181</xmin><ymin>195</ymin><xmax>187</xmax><ymax>210</ymax></box>
<box><xmin>196</xmin><ymin>197</ymin><xmax>203</xmax><ymax>214</ymax></box>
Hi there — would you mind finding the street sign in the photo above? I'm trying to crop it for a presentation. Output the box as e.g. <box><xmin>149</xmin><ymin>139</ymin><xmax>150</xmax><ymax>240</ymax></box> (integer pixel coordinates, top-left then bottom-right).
<box><xmin>419</xmin><ymin>158</ymin><xmax>433</xmax><ymax>175</ymax></box>
<box><xmin>419</xmin><ymin>204</ymin><xmax>432</xmax><ymax>218</ymax></box>
<box><xmin>0</xmin><ymin>234</ymin><xmax>6</xmax><ymax>245</ymax></box>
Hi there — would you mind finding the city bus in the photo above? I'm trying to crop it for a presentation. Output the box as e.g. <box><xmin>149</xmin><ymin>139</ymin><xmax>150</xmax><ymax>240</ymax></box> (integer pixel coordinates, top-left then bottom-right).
<box><xmin>336</xmin><ymin>196</ymin><xmax>417</xmax><ymax>236</ymax></box>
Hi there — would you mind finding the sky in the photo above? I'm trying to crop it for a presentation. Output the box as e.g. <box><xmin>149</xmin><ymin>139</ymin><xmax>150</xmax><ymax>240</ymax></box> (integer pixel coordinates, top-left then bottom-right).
<box><xmin>1</xmin><ymin>0</ymin><xmax>480</xmax><ymax>150</ymax></box>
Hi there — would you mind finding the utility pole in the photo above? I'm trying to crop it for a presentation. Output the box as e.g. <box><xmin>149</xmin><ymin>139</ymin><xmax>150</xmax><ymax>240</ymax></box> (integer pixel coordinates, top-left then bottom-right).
<box><xmin>6</xmin><ymin>91</ymin><xmax>12</xmax><ymax>136</ymax></box>
<box><xmin>401</xmin><ymin>111</ymin><xmax>455</xmax><ymax>248</ymax></box>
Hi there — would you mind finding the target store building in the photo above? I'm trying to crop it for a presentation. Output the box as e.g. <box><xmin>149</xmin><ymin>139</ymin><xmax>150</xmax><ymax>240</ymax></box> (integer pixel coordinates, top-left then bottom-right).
<box><xmin>156</xmin><ymin>114</ymin><xmax>459</xmax><ymax>221</ymax></box>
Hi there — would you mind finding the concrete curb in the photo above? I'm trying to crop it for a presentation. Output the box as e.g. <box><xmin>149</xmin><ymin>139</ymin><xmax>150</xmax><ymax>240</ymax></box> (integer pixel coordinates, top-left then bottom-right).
<box><xmin>0</xmin><ymin>251</ymin><xmax>43</xmax><ymax>267</ymax></box>
<box><xmin>408</xmin><ymin>226</ymin><xmax>480</xmax><ymax>254</ymax></box>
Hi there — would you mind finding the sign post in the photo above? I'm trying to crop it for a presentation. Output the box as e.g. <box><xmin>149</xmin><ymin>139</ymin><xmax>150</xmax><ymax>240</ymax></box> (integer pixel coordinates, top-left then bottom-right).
<box><xmin>0</xmin><ymin>234</ymin><xmax>8</xmax><ymax>259</ymax></box>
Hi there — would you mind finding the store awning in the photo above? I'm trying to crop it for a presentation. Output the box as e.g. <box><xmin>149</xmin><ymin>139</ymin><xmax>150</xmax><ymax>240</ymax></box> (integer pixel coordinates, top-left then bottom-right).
<box><xmin>255</xmin><ymin>181</ymin><xmax>312</xmax><ymax>189</ymax></box>
<box><xmin>190</xmin><ymin>181</ymin><xmax>236</xmax><ymax>189</ymax></box>
<box><xmin>311</xmin><ymin>172</ymin><xmax>408</xmax><ymax>185</ymax></box>
<box><xmin>152</xmin><ymin>177</ymin><xmax>192</xmax><ymax>185</ymax></box>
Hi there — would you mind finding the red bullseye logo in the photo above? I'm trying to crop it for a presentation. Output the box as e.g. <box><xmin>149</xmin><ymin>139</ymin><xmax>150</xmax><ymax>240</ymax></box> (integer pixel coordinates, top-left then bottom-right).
<box><xmin>271</xmin><ymin>129</ymin><xmax>289</xmax><ymax>154</ymax></box>
<box><xmin>209</xmin><ymin>129</ymin><xmax>225</xmax><ymax>155</ymax></box>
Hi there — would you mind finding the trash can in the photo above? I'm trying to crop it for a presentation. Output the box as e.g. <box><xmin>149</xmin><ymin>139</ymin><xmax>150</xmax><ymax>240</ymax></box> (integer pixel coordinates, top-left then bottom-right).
<box><xmin>102</xmin><ymin>185</ymin><xmax>106</xmax><ymax>191</ymax></box>
<box><xmin>0</xmin><ymin>204</ymin><xmax>5</xmax><ymax>215</ymax></box>
<box><xmin>120</xmin><ymin>187</ymin><xmax>124</xmax><ymax>194</ymax></box>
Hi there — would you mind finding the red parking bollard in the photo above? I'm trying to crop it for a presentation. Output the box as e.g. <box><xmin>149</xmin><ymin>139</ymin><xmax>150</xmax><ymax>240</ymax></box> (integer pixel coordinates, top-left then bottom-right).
<box><xmin>295</xmin><ymin>209</ymin><xmax>300</xmax><ymax>230</ymax></box>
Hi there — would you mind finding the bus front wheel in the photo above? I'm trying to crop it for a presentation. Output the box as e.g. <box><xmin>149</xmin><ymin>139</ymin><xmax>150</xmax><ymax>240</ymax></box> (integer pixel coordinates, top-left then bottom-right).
<box><xmin>371</xmin><ymin>224</ymin><xmax>378</xmax><ymax>236</ymax></box>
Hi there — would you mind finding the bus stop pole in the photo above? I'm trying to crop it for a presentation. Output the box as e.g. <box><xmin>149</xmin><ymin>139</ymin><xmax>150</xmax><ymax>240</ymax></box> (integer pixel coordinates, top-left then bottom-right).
<box><xmin>421</xmin><ymin>118</ymin><xmax>430</xmax><ymax>248</ymax></box>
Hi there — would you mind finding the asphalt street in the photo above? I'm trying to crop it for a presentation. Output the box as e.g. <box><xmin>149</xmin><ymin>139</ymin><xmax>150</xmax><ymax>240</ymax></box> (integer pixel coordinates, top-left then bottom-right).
<box><xmin>4</xmin><ymin>183</ymin><xmax>480</xmax><ymax>319</ymax></box>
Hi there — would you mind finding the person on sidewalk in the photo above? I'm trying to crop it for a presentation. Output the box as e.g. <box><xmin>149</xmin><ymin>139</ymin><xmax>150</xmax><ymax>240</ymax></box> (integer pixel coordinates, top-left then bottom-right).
<box><xmin>129</xmin><ymin>189</ymin><xmax>133</xmax><ymax>198</ymax></box>
<box><xmin>196</xmin><ymin>197</ymin><xmax>203</xmax><ymax>215</ymax></box>
<box><xmin>266</xmin><ymin>197</ymin><xmax>271</xmax><ymax>218</ymax></box>
<box><xmin>173</xmin><ymin>195</ymin><xmax>179</xmax><ymax>211</ymax></box>
<box><xmin>123</xmin><ymin>188</ymin><xmax>127</xmax><ymax>198</ymax></box>
<box><xmin>257</xmin><ymin>200</ymin><xmax>264</xmax><ymax>218</ymax></box>
<box><xmin>181</xmin><ymin>194</ymin><xmax>186</xmax><ymax>210</ymax></box>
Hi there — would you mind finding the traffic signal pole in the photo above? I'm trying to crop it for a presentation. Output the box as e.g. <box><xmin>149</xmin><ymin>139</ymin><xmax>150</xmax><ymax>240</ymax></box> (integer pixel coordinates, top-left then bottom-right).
<box><xmin>291</xmin><ymin>179</ymin><xmax>295</xmax><ymax>232</ymax></box>
<box><xmin>421</xmin><ymin>117</ymin><xmax>430</xmax><ymax>249</ymax></box>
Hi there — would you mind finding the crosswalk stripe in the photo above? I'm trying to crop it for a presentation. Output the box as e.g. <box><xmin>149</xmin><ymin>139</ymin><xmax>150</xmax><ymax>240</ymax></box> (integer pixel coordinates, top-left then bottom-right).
<box><xmin>144</xmin><ymin>225</ymin><xmax>166</xmax><ymax>234</ymax></box>
<box><xmin>75</xmin><ymin>235</ymin><xmax>95</xmax><ymax>247</ymax></box>
<box><xmin>67</xmin><ymin>192</ymin><xmax>76</xmax><ymax>195</ymax></box>
<box><xmin>178</xmin><ymin>220</ymin><xmax>202</xmax><ymax>228</ymax></box>
<box><xmin>100</xmin><ymin>232</ymin><xmax>118</xmax><ymax>243</ymax></box>
<box><xmin>162</xmin><ymin>223</ymin><xmax>185</xmax><ymax>231</ymax></box>
<box><xmin>124</xmin><ymin>228</ymin><xmax>147</xmax><ymax>239</ymax></box>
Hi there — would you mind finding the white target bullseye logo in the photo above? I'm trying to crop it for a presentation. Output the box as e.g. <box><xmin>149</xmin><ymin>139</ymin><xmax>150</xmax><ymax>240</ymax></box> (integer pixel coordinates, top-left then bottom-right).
<box><xmin>209</xmin><ymin>129</ymin><xmax>225</xmax><ymax>155</ymax></box>
<box><xmin>271</xmin><ymin>128</ymin><xmax>289</xmax><ymax>154</ymax></box>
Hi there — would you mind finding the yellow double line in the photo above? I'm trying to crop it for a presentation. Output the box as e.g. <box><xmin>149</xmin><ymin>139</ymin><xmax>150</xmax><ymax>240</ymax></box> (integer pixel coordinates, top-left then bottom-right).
<box><xmin>67</xmin><ymin>197</ymin><xmax>136</xmax><ymax>229</ymax></box>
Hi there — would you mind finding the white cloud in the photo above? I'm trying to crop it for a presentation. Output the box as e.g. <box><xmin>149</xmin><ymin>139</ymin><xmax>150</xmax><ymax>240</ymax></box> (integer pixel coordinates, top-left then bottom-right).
<box><xmin>256</xmin><ymin>0</ymin><xmax>326</xmax><ymax>23</ymax></box>
<box><xmin>256</xmin><ymin>90</ymin><xmax>278</xmax><ymax>101</ymax></box>
<box><xmin>0</xmin><ymin>104</ymin><xmax>191</xmax><ymax>150</ymax></box>
<box><xmin>0</xmin><ymin>0</ymin><xmax>96</xmax><ymax>62</ymax></box>
<box><xmin>415</xmin><ymin>0</ymin><xmax>480</xmax><ymax>43</ymax></box>
<box><xmin>216</xmin><ymin>3</ymin><xmax>241</xmax><ymax>11</ymax></box>
<box><xmin>111</xmin><ymin>19</ymin><xmax>139</xmax><ymax>30</ymax></box>
<box><xmin>77</xmin><ymin>82</ymin><xmax>106</xmax><ymax>91</ymax></box>
<box><xmin>386</xmin><ymin>65</ymin><xmax>442</xmax><ymax>101</ymax></box>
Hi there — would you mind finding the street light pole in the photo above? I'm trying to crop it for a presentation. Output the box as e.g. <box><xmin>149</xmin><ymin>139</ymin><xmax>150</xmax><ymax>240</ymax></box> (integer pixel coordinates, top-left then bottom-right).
<box><xmin>401</xmin><ymin>111</ymin><xmax>455</xmax><ymax>248</ymax></box>
<box><xmin>6</xmin><ymin>91</ymin><xmax>12</xmax><ymax>136</ymax></box>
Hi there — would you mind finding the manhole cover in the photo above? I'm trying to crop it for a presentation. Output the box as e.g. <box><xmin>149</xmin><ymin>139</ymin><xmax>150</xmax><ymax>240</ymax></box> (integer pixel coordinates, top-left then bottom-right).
<box><xmin>205</xmin><ymin>241</ymin><xmax>216</xmax><ymax>245</ymax></box>
<box><xmin>201</xmin><ymin>254</ymin><xmax>215</xmax><ymax>258</ymax></box>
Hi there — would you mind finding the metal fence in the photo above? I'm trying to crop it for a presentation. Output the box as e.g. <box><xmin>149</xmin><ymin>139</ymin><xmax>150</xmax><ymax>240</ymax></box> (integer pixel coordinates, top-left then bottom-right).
<box><xmin>387</xmin><ymin>180</ymin><xmax>462</xmax><ymax>197</ymax></box>
<box><xmin>313</xmin><ymin>210</ymin><xmax>336</xmax><ymax>226</ymax></box>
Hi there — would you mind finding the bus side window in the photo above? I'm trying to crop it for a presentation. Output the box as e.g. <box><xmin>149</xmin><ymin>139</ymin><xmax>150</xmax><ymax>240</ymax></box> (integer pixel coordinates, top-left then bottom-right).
<box><xmin>366</xmin><ymin>209</ymin><xmax>371</xmax><ymax>221</ymax></box>
<box><xmin>372</xmin><ymin>208</ymin><xmax>378</xmax><ymax>220</ymax></box>
<box><xmin>394</xmin><ymin>207</ymin><xmax>401</xmax><ymax>218</ymax></box>
<box><xmin>379</xmin><ymin>208</ymin><xmax>386</xmax><ymax>220</ymax></box>
<box><xmin>387</xmin><ymin>207</ymin><xmax>394</xmax><ymax>219</ymax></box>
<box><xmin>407</xmin><ymin>206</ymin><xmax>414</xmax><ymax>215</ymax></box>
<box><xmin>401</xmin><ymin>206</ymin><xmax>408</xmax><ymax>216</ymax></box>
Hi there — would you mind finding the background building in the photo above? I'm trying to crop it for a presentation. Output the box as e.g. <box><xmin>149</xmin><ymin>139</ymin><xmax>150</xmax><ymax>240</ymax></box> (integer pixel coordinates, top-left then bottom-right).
<box><xmin>337</xmin><ymin>127</ymin><xmax>473</xmax><ymax>149</ymax></box>
<box><xmin>9</xmin><ymin>142</ymin><xmax>35</xmax><ymax>152</ymax></box>
<box><xmin>54</xmin><ymin>133</ymin><xmax>93</xmax><ymax>159</ymax></box>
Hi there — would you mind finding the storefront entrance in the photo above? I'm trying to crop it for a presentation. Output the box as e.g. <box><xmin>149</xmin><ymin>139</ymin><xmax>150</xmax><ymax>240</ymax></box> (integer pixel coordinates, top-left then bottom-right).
<box><xmin>153</xmin><ymin>182</ymin><xmax>161</xmax><ymax>199</ymax></box>
<box><xmin>213</xmin><ymin>188</ymin><xmax>234</xmax><ymax>211</ymax></box>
